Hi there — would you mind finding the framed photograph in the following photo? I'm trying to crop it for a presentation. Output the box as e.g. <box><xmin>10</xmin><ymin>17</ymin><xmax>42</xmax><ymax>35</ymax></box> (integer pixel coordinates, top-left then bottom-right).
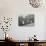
<box><xmin>18</xmin><ymin>14</ymin><xmax>35</xmax><ymax>26</ymax></box>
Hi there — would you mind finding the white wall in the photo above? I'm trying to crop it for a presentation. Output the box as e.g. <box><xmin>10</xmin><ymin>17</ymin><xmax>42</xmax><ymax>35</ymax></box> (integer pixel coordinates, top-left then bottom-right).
<box><xmin>0</xmin><ymin>0</ymin><xmax>46</xmax><ymax>40</ymax></box>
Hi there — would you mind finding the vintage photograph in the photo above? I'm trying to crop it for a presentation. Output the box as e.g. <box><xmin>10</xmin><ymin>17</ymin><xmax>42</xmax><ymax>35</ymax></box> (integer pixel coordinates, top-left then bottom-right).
<box><xmin>18</xmin><ymin>14</ymin><xmax>35</xmax><ymax>26</ymax></box>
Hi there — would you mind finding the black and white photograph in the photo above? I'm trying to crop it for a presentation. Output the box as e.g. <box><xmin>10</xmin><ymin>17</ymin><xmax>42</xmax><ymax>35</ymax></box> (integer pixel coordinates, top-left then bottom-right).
<box><xmin>18</xmin><ymin>14</ymin><xmax>35</xmax><ymax>26</ymax></box>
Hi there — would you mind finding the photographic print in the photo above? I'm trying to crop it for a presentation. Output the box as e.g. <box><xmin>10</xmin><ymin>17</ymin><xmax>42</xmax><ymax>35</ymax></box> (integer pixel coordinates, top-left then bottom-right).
<box><xmin>18</xmin><ymin>14</ymin><xmax>35</xmax><ymax>26</ymax></box>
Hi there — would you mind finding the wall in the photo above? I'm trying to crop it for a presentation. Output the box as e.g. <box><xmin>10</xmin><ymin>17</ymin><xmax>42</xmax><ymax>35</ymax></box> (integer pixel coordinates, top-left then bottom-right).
<box><xmin>0</xmin><ymin>0</ymin><xmax>46</xmax><ymax>40</ymax></box>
